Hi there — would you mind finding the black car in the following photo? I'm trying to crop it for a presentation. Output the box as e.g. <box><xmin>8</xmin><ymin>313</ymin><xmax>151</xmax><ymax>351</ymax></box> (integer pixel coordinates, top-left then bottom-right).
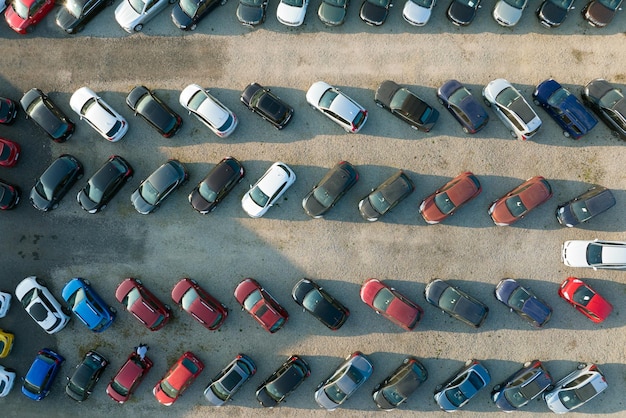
<box><xmin>131</xmin><ymin>160</ymin><xmax>188</xmax><ymax>214</ymax></box>
<box><xmin>77</xmin><ymin>155</ymin><xmax>133</xmax><ymax>214</ymax></box>
<box><xmin>318</xmin><ymin>0</ymin><xmax>349</xmax><ymax>25</ymax></box>
<box><xmin>236</xmin><ymin>0</ymin><xmax>267</xmax><ymax>25</ymax></box>
<box><xmin>66</xmin><ymin>350</ymin><xmax>109</xmax><ymax>402</ymax></box>
<box><xmin>240</xmin><ymin>83</ymin><xmax>294</xmax><ymax>129</ymax></box>
<box><xmin>437</xmin><ymin>80</ymin><xmax>489</xmax><ymax>134</ymax></box>
<box><xmin>302</xmin><ymin>161</ymin><xmax>359</xmax><ymax>218</ymax></box>
<box><xmin>582</xmin><ymin>0</ymin><xmax>622</xmax><ymax>27</ymax></box>
<box><xmin>0</xmin><ymin>180</ymin><xmax>20</xmax><ymax>210</ymax></box>
<box><xmin>55</xmin><ymin>0</ymin><xmax>113</xmax><ymax>34</ymax></box>
<box><xmin>556</xmin><ymin>185</ymin><xmax>615</xmax><ymax>227</ymax></box>
<box><xmin>188</xmin><ymin>157</ymin><xmax>245</xmax><ymax>214</ymax></box>
<box><xmin>375</xmin><ymin>80</ymin><xmax>439</xmax><ymax>132</ymax></box>
<box><xmin>446</xmin><ymin>0</ymin><xmax>481</xmax><ymax>25</ymax></box>
<box><xmin>30</xmin><ymin>154</ymin><xmax>84</xmax><ymax>212</ymax></box>
<box><xmin>492</xmin><ymin>360</ymin><xmax>553</xmax><ymax>412</ymax></box>
<box><xmin>126</xmin><ymin>86</ymin><xmax>182</xmax><ymax>137</ymax></box>
<box><xmin>536</xmin><ymin>0</ymin><xmax>574</xmax><ymax>27</ymax></box>
<box><xmin>372</xmin><ymin>357</ymin><xmax>428</xmax><ymax>410</ymax></box>
<box><xmin>360</xmin><ymin>0</ymin><xmax>393</xmax><ymax>25</ymax></box>
<box><xmin>255</xmin><ymin>355</ymin><xmax>310</xmax><ymax>407</ymax></box>
<box><xmin>0</xmin><ymin>96</ymin><xmax>18</xmax><ymax>124</ymax></box>
<box><xmin>424</xmin><ymin>279</ymin><xmax>489</xmax><ymax>328</ymax></box>
<box><xmin>20</xmin><ymin>88</ymin><xmax>75</xmax><ymax>143</ymax></box>
<box><xmin>582</xmin><ymin>79</ymin><xmax>626</xmax><ymax>140</ymax></box>
<box><xmin>494</xmin><ymin>279</ymin><xmax>552</xmax><ymax>328</ymax></box>
<box><xmin>358</xmin><ymin>170</ymin><xmax>414</xmax><ymax>222</ymax></box>
<box><xmin>171</xmin><ymin>0</ymin><xmax>224</xmax><ymax>30</ymax></box>
<box><xmin>291</xmin><ymin>278</ymin><xmax>350</xmax><ymax>330</ymax></box>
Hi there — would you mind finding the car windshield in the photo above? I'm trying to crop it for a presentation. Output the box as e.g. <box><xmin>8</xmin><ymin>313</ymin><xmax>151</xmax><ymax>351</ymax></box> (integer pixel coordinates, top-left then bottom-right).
<box><xmin>323</xmin><ymin>0</ymin><xmax>347</xmax><ymax>5</ymax></box>
<box><xmin>85</xmin><ymin>179</ymin><xmax>105</xmax><ymax>203</ymax></box>
<box><xmin>505</xmin><ymin>195</ymin><xmax>527</xmax><ymax>217</ymax></box>
<box><xmin>34</xmin><ymin>180</ymin><xmax>53</xmax><ymax>201</ymax></box>
<box><xmin>180</xmin><ymin>0</ymin><xmax>200</xmax><ymax>15</ymax></box>
<box><xmin>128</xmin><ymin>0</ymin><xmax>146</xmax><ymax>14</ymax></box>
<box><xmin>496</xmin><ymin>87</ymin><xmax>521</xmax><ymax>107</ymax></box>
<box><xmin>312</xmin><ymin>186</ymin><xmax>335</xmax><ymax>208</ymax></box>
<box><xmin>434</xmin><ymin>192</ymin><xmax>456</xmax><ymax>215</ymax></box>
<box><xmin>324</xmin><ymin>382</ymin><xmax>348</xmax><ymax>403</ymax></box>
<box><xmin>243</xmin><ymin>290</ymin><xmax>262</xmax><ymax>311</ymax></box>
<box><xmin>504</xmin><ymin>387</ymin><xmax>530</xmax><ymax>407</ymax></box>
<box><xmin>382</xmin><ymin>386</ymin><xmax>405</xmax><ymax>405</ymax></box>
<box><xmin>282</xmin><ymin>0</ymin><xmax>304</xmax><ymax>6</ymax></box>
<box><xmin>66</xmin><ymin>288</ymin><xmax>86</xmax><ymax>310</ymax></box>
<box><xmin>368</xmin><ymin>191</ymin><xmax>391</xmax><ymax>214</ymax></box>
<box><xmin>508</xmin><ymin>287</ymin><xmax>531</xmax><ymax>310</ymax></box>
<box><xmin>209</xmin><ymin>382</ymin><xmax>230</xmax><ymax>401</ymax></box>
<box><xmin>372</xmin><ymin>287</ymin><xmax>396</xmax><ymax>312</ymax></box>
<box><xmin>449</xmin><ymin>86</ymin><xmax>471</xmax><ymax>106</ymax></box>
<box><xmin>123</xmin><ymin>288</ymin><xmax>141</xmax><ymax>310</ymax></box>
<box><xmin>390</xmin><ymin>89</ymin><xmax>411</xmax><ymax>111</ymax></box>
<box><xmin>249</xmin><ymin>186</ymin><xmax>270</xmax><ymax>208</ymax></box>
<box><xmin>319</xmin><ymin>89</ymin><xmax>338</xmax><ymax>110</ymax></box>
<box><xmin>65</xmin><ymin>0</ymin><xmax>85</xmax><ymax>18</ymax></box>
<box><xmin>411</xmin><ymin>0</ymin><xmax>434</xmax><ymax>6</ymax></box>
<box><xmin>439</xmin><ymin>287</ymin><xmax>462</xmax><ymax>312</ymax></box>
<box><xmin>159</xmin><ymin>379</ymin><xmax>180</xmax><ymax>399</ymax></box>
<box><xmin>187</xmin><ymin>91</ymin><xmax>208</xmax><ymax>112</ymax></box>
<box><xmin>549</xmin><ymin>0</ymin><xmax>574</xmax><ymax>7</ymax></box>
<box><xmin>572</xmin><ymin>286</ymin><xmax>595</xmax><ymax>306</ymax></box>
<box><xmin>111</xmin><ymin>379</ymin><xmax>130</xmax><ymax>396</ymax></box>
<box><xmin>599</xmin><ymin>89</ymin><xmax>623</xmax><ymax>109</ymax></box>
<box><xmin>548</xmin><ymin>88</ymin><xmax>570</xmax><ymax>107</ymax></box>
<box><xmin>445</xmin><ymin>387</ymin><xmax>468</xmax><ymax>407</ymax></box>
<box><xmin>181</xmin><ymin>288</ymin><xmax>199</xmax><ymax>310</ymax></box>
<box><xmin>139</xmin><ymin>181</ymin><xmax>160</xmax><ymax>205</ymax></box>
<box><xmin>13</xmin><ymin>0</ymin><xmax>30</xmax><ymax>19</ymax></box>
<box><xmin>570</xmin><ymin>200</ymin><xmax>591</xmax><ymax>222</ymax></box>
<box><xmin>198</xmin><ymin>182</ymin><xmax>218</xmax><ymax>203</ymax></box>
<box><xmin>598</xmin><ymin>0</ymin><xmax>621</xmax><ymax>10</ymax></box>
<box><xmin>558</xmin><ymin>388</ymin><xmax>585</xmax><ymax>410</ymax></box>
<box><xmin>586</xmin><ymin>243</ymin><xmax>603</xmax><ymax>265</ymax></box>
<box><xmin>504</xmin><ymin>0</ymin><xmax>525</xmax><ymax>8</ymax></box>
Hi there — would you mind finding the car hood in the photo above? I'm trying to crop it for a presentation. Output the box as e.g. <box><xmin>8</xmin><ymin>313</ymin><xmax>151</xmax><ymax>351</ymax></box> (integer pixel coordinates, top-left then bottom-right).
<box><xmin>115</xmin><ymin>1</ymin><xmax>142</xmax><ymax>29</ymax></box>
<box><xmin>171</xmin><ymin>4</ymin><xmax>193</xmax><ymax>28</ymax></box>
<box><xmin>448</xmin><ymin>1</ymin><xmax>477</xmax><ymax>24</ymax></box>
<box><xmin>539</xmin><ymin>0</ymin><xmax>567</xmax><ymax>24</ymax></box>
<box><xmin>277</xmin><ymin>1</ymin><xmax>307</xmax><ymax>25</ymax></box>
<box><xmin>55</xmin><ymin>8</ymin><xmax>81</xmax><ymax>32</ymax></box>
<box><xmin>131</xmin><ymin>188</ymin><xmax>156</xmax><ymax>214</ymax></box>
<box><xmin>561</xmin><ymin>241</ymin><xmax>590</xmax><ymax>267</ymax></box>
<box><xmin>241</xmin><ymin>190</ymin><xmax>265</xmax><ymax>218</ymax></box>
<box><xmin>358</xmin><ymin>197</ymin><xmax>380</xmax><ymax>221</ymax></box>
<box><xmin>586</xmin><ymin>0</ymin><xmax>617</xmax><ymax>25</ymax></box>
<box><xmin>189</xmin><ymin>189</ymin><xmax>213</xmax><ymax>213</ymax></box>
<box><xmin>318</xmin><ymin>1</ymin><xmax>346</xmax><ymax>24</ymax></box>
<box><xmin>315</xmin><ymin>386</ymin><xmax>341</xmax><ymax>409</ymax></box>
<box><xmin>77</xmin><ymin>189</ymin><xmax>99</xmax><ymax>212</ymax></box>
<box><xmin>4</xmin><ymin>4</ymin><xmax>29</xmax><ymax>33</ymax></box>
<box><xmin>523</xmin><ymin>297</ymin><xmax>552</xmax><ymax>326</ymax></box>
<box><xmin>403</xmin><ymin>0</ymin><xmax>432</xmax><ymax>24</ymax></box>
<box><xmin>30</xmin><ymin>185</ymin><xmax>52</xmax><ymax>211</ymax></box>
<box><xmin>237</xmin><ymin>2</ymin><xmax>264</xmax><ymax>24</ymax></box>
<box><xmin>361</xmin><ymin>1</ymin><xmax>388</xmax><ymax>24</ymax></box>
<box><xmin>493</xmin><ymin>0</ymin><xmax>523</xmax><ymax>25</ymax></box>
<box><xmin>561</xmin><ymin>94</ymin><xmax>598</xmax><ymax>130</ymax></box>
<box><xmin>302</xmin><ymin>192</ymin><xmax>327</xmax><ymax>217</ymax></box>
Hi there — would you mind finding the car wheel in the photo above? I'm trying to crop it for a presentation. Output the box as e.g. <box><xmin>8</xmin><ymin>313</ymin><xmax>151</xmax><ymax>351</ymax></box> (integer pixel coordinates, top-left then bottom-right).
<box><xmin>190</xmin><ymin>23</ymin><xmax>197</xmax><ymax>30</ymax></box>
<box><xmin>546</xmin><ymin>384</ymin><xmax>555</xmax><ymax>392</ymax></box>
<box><xmin>52</xmin><ymin>203</ymin><xmax>59</xmax><ymax>210</ymax></box>
<box><xmin>35</xmin><ymin>277</ymin><xmax>46</xmax><ymax>286</ymax></box>
<box><xmin>462</xmin><ymin>126</ymin><xmax>470</xmax><ymax>134</ymax></box>
<box><xmin>135</xmin><ymin>279</ymin><xmax>142</xmax><ymax>285</ymax></box>
<box><xmin>83</xmin><ymin>278</ymin><xmax>91</xmax><ymax>286</ymax></box>
<box><xmin>437</xmin><ymin>98</ymin><xmax>444</xmax><ymax>105</ymax></box>
<box><xmin>165</xmin><ymin>304</ymin><xmax>172</xmax><ymax>311</ymax></box>
<box><xmin>134</xmin><ymin>24</ymin><xmax>143</xmax><ymax>31</ymax></box>
<box><xmin>523</xmin><ymin>360</ymin><xmax>531</xmax><ymax>367</ymax></box>
<box><xmin>100</xmin><ymin>204</ymin><xmax>107</xmax><ymax>211</ymax></box>
<box><xmin>375</xmin><ymin>101</ymin><xmax>383</xmax><ymax>108</ymax></box>
<box><xmin>562</xmin><ymin>131</ymin><xmax>570</xmax><ymax>138</ymax></box>
<box><xmin>434</xmin><ymin>384</ymin><xmax>442</xmax><ymax>391</ymax></box>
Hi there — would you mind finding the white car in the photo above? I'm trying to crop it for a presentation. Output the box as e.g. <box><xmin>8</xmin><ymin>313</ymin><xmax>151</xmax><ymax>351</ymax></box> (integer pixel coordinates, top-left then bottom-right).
<box><xmin>402</xmin><ymin>0</ymin><xmax>436</xmax><ymax>25</ymax></box>
<box><xmin>115</xmin><ymin>0</ymin><xmax>176</xmax><ymax>32</ymax></box>
<box><xmin>561</xmin><ymin>239</ymin><xmax>626</xmax><ymax>270</ymax></box>
<box><xmin>241</xmin><ymin>162</ymin><xmax>296</xmax><ymax>218</ymax></box>
<box><xmin>492</xmin><ymin>0</ymin><xmax>527</xmax><ymax>26</ymax></box>
<box><xmin>306</xmin><ymin>81</ymin><xmax>368</xmax><ymax>133</ymax></box>
<box><xmin>0</xmin><ymin>291</ymin><xmax>10</xmax><ymax>318</ymax></box>
<box><xmin>179</xmin><ymin>84</ymin><xmax>238</xmax><ymax>138</ymax></box>
<box><xmin>0</xmin><ymin>365</ymin><xmax>16</xmax><ymax>397</ymax></box>
<box><xmin>483</xmin><ymin>78</ymin><xmax>541</xmax><ymax>141</ymax></box>
<box><xmin>15</xmin><ymin>276</ymin><xmax>70</xmax><ymax>334</ymax></box>
<box><xmin>276</xmin><ymin>0</ymin><xmax>309</xmax><ymax>26</ymax></box>
<box><xmin>543</xmin><ymin>363</ymin><xmax>607</xmax><ymax>413</ymax></box>
<box><xmin>70</xmin><ymin>87</ymin><xmax>128</xmax><ymax>142</ymax></box>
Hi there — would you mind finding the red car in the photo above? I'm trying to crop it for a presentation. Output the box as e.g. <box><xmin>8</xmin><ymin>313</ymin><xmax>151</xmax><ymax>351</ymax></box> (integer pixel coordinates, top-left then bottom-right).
<box><xmin>4</xmin><ymin>0</ymin><xmax>55</xmax><ymax>34</ymax></box>
<box><xmin>558</xmin><ymin>277</ymin><xmax>613</xmax><ymax>323</ymax></box>
<box><xmin>234</xmin><ymin>278</ymin><xmax>288</xmax><ymax>333</ymax></box>
<box><xmin>360</xmin><ymin>278</ymin><xmax>424</xmax><ymax>331</ymax></box>
<box><xmin>115</xmin><ymin>278</ymin><xmax>171</xmax><ymax>331</ymax></box>
<box><xmin>153</xmin><ymin>351</ymin><xmax>204</xmax><ymax>406</ymax></box>
<box><xmin>488</xmin><ymin>176</ymin><xmax>553</xmax><ymax>226</ymax></box>
<box><xmin>0</xmin><ymin>138</ymin><xmax>19</xmax><ymax>167</ymax></box>
<box><xmin>106</xmin><ymin>350</ymin><xmax>153</xmax><ymax>403</ymax></box>
<box><xmin>171</xmin><ymin>278</ymin><xmax>228</xmax><ymax>330</ymax></box>
<box><xmin>419</xmin><ymin>172</ymin><xmax>481</xmax><ymax>224</ymax></box>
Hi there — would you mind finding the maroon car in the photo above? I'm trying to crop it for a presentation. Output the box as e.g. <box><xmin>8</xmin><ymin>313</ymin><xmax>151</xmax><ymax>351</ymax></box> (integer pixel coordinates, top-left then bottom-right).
<box><xmin>106</xmin><ymin>350</ymin><xmax>153</xmax><ymax>403</ymax></box>
<box><xmin>234</xmin><ymin>278</ymin><xmax>288</xmax><ymax>333</ymax></box>
<box><xmin>0</xmin><ymin>138</ymin><xmax>20</xmax><ymax>167</ymax></box>
<box><xmin>419</xmin><ymin>172</ymin><xmax>481</xmax><ymax>224</ymax></box>
<box><xmin>115</xmin><ymin>278</ymin><xmax>171</xmax><ymax>331</ymax></box>
<box><xmin>171</xmin><ymin>278</ymin><xmax>228</xmax><ymax>330</ymax></box>
<box><xmin>488</xmin><ymin>176</ymin><xmax>553</xmax><ymax>226</ymax></box>
<box><xmin>360</xmin><ymin>278</ymin><xmax>424</xmax><ymax>331</ymax></box>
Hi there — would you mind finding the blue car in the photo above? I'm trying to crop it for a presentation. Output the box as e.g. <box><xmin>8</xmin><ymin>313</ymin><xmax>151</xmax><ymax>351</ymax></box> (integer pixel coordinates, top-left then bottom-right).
<box><xmin>22</xmin><ymin>348</ymin><xmax>65</xmax><ymax>400</ymax></box>
<box><xmin>434</xmin><ymin>359</ymin><xmax>490</xmax><ymax>412</ymax></box>
<box><xmin>494</xmin><ymin>279</ymin><xmax>552</xmax><ymax>328</ymax></box>
<box><xmin>532</xmin><ymin>79</ymin><xmax>597</xmax><ymax>139</ymax></box>
<box><xmin>62</xmin><ymin>278</ymin><xmax>116</xmax><ymax>332</ymax></box>
<box><xmin>492</xmin><ymin>360</ymin><xmax>553</xmax><ymax>411</ymax></box>
<box><xmin>437</xmin><ymin>79</ymin><xmax>490</xmax><ymax>134</ymax></box>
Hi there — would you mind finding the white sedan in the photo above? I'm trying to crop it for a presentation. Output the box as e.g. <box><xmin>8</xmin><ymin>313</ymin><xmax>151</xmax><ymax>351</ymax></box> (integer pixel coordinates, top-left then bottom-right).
<box><xmin>276</xmin><ymin>0</ymin><xmax>309</xmax><ymax>26</ymax></box>
<box><xmin>115</xmin><ymin>0</ymin><xmax>176</xmax><ymax>32</ymax></box>
<box><xmin>70</xmin><ymin>87</ymin><xmax>128</xmax><ymax>142</ymax></box>
<box><xmin>544</xmin><ymin>363</ymin><xmax>607</xmax><ymax>413</ymax></box>
<box><xmin>15</xmin><ymin>276</ymin><xmax>70</xmax><ymax>334</ymax></box>
<box><xmin>0</xmin><ymin>365</ymin><xmax>15</xmax><ymax>397</ymax></box>
<box><xmin>562</xmin><ymin>239</ymin><xmax>626</xmax><ymax>270</ymax></box>
<box><xmin>402</xmin><ymin>0</ymin><xmax>436</xmax><ymax>26</ymax></box>
<box><xmin>179</xmin><ymin>84</ymin><xmax>238</xmax><ymax>138</ymax></box>
<box><xmin>241</xmin><ymin>162</ymin><xmax>296</xmax><ymax>218</ymax></box>
<box><xmin>306</xmin><ymin>81</ymin><xmax>368</xmax><ymax>133</ymax></box>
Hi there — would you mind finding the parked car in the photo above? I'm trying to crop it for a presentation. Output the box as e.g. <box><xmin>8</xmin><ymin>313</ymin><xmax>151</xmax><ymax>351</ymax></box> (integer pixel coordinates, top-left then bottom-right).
<box><xmin>375</xmin><ymin>80</ymin><xmax>439</xmax><ymax>132</ymax></box>
<box><xmin>0</xmin><ymin>291</ymin><xmax>11</xmax><ymax>318</ymax></box>
<box><xmin>188</xmin><ymin>157</ymin><xmax>245</xmax><ymax>214</ymax></box>
<box><xmin>0</xmin><ymin>138</ymin><xmax>20</xmax><ymax>167</ymax></box>
<box><xmin>358</xmin><ymin>170</ymin><xmax>414</xmax><ymax>222</ymax></box>
<box><xmin>0</xmin><ymin>96</ymin><xmax>18</xmax><ymax>124</ymax></box>
<box><xmin>360</xmin><ymin>278</ymin><xmax>423</xmax><ymax>331</ymax></box>
<box><xmin>255</xmin><ymin>355</ymin><xmax>310</xmax><ymax>407</ymax></box>
<box><xmin>492</xmin><ymin>360</ymin><xmax>553</xmax><ymax>411</ymax></box>
<box><xmin>171</xmin><ymin>0</ymin><xmax>224</xmax><ymax>30</ymax></box>
<box><xmin>556</xmin><ymin>186</ymin><xmax>615</xmax><ymax>227</ymax></box>
<box><xmin>483</xmin><ymin>79</ymin><xmax>542</xmax><ymax>140</ymax></box>
<box><xmin>30</xmin><ymin>154</ymin><xmax>84</xmax><ymax>212</ymax></box>
<box><xmin>55</xmin><ymin>0</ymin><xmax>113</xmax><ymax>33</ymax></box>
<box><xmin>306</xmin><ymin>81</ymin><xmax>368</xmax><ymax>133</ymax></box>
<box><xmin>20</xmin><ymin>88</ymin><xmax>75</xmax><ymax>142</ymax></box>
<box><xmin>561</xmin><ymin>239</ymin><xmax>626</xmax><ymax>270</ymax></box>
<box><xmin>126</xmin><ymin>86</ymin><xmax>182</xmax><ymax>137</ymax></box>
<box><xmin>434</xmin><ymin>360</ymin><xmax>490</xmax><ymax>412</ymax></box>
<box><xmin>240</xmin><ymin>83</ymin><xmax>293</xmax><ymax>129</ymax></box>
<box><xmin>402</xmin><ymin>0</ymin><xmax>435</xmax><ymax>25</ymax></box>
<box><xmin>302</xmin><ymin>161</ymin><xmax>358</xmax><ymax>218</ymax></box>
<box><xmin>115</xmin><ymin>277</ymin><xmax>171</xmax><ymax>331</ymax></box>
<box><xmin>15</xmin><ymin>276</ymin><xmax>70</xmax><ymax>334</ymax></box>
<box><xmin>0</xmin><ymin>181</ymin><xmax>19</xmax><ymax>210</ymax></box>
<box><xmin>536</xmin><ymin>0</ymin><xmax>575</xmax><ymax>27</ymax></box>
<box><xmin>22</xmin><ymin>348</ymin><xmax>64</xmax><ymax>400</ymax></box>
<box><xmin>131</xmin><ymin>159</ymin><xmax>188</xmax><ymax>214</ymax></box>
<box><xmin>317</xmin><ymin>0</ymin><xmax>348</xmax><ymax>25</ymax></box>
<box><xmin>424</xmin><ymin>279</ymin><xmax>488</xmax><ymax>328</ymax></box>
<box><xmin>234</xmin><ymin>278</ymin><xmax>288</xmax><ymax>333</ymax></box>
<box><xmin>543</xmin><ymin>363</ymin><xmax>607</xmax><ymax>413</ymax></box>
<box><xmin>153</xmin><ymin>351</ymin><xmax>204</xmax><ymax>406</ymax></box>
<box><xmin>236</xmin><ymin>0</ymin><xmax>267</xmax><ymax>25</ymax></box>
<box><xmin>179</xmin><ymin>84</ymin><xmax>238</xmax><ymax>137</ymax></box>
<box><xmin>437</xmin><ymin>80</ymin><xmax>489</xmax><ymax>134</ymax></box>
<box><xmin>492</xmin><ymin>0</ymin><xmax>528</xmax><ymax>25</ymax></box>
<box><xmin>203</xmin><ymin>354</ymin><xmax>256</xmax><ymax>406</ymax></box>
<box><xmin>0</xmin><ymin>365</ymin><xmax>16</xmax><ymax>397</ymax></box>
<box><xmin>62</xmin><ymin>277</ymin><xmax>117</xmax><ymax>332</ymax></box>
<box><xmin>115</xmin><ymin>0</ymin><xmax>175</xmax><ymax>32</ymax></box>
<box><xmin>4</xmin><ymin>0</ymin><xmax>54</xmax><ymax>33</ymax></box>
<box><xmin>315</xmin><ymin>351</ymin><xmax>373</xmax><ymax>410</ymax></box>
<box><xmin>532</xmin><ymin>79</ymin><xmax>597</xmax><ymax>139</ymax></box>
<box><xmin>291</xmin><ymin>278</ymin><xmax>350</xmax><ymax>330</ymax></box>
<box><xmin>446</xmin><ymin>0</ymin><xmax>481</xmax><ymax>25</ymax></box>
<box><xmin>241</xmin><ymin>161</ymin><xmax>296</xmax><ymax>218</ymax></box>
<box><xmin>581</xmin><ymin>79</ymin><xmax>626</xmax><ymax>140</ymax></box>
<box><xmin>77</xmin><ymin>155</ymin><xmax>133</xmax><ymax>214</ymax></box>
<box><xmin>359</xmin><ymin>0</ymin><xmax>393</xmax><ymax>25</ymax></box>
<box><xmin>558</xmin><ymin>277</ymin><xmax>613</xmax><ymax>323</ymax></box>
<box><xmin>0</xmin><ymin>329</ymin><xmax>14</xmax><ymax>358</ymax></box>
<box><xmin>419</xmin><ymin>172</ymin><xmax>481</xmax><ymax>224</ymax></box>
<box><xmin>582</xmin><ymin>0</ymin><xmax>623</xmax><ymax>27</ymax></box>
<box><xmin>65</xmin><ymin>350</ymin><xmax>109</xmax><ymax>402</ymax></box>
<box><xmin>171</xmin><ymin>278</ymin><xmax>227</xmax><ymax>330</ymax></box>
<box><xmin>372</xmin><ymin>357</ymin><xmax>428</xmax><ymax>410</ymax></box>
<box><xmin>494</xmin><ymin>279</ymin><xmax>552</xmax><ymax>327</ymax></box>
<box><xmin>106</xmin><ymin>349</ymin><xmax>153</xmax><ymax>403</ymax></box>
<box><xmin>276</xmin><ymin>0</ymin><xmax>308</xmax><ymax>26</ymax></box>
<box><xmin>69</xmin><ymin>87</ymin><xmax>128</xmax><ymax>142</ymax></box>
<box><xmin>488</xmin><ymin>176</ymin><xmax>553</xmax><ymax>226</ymax></box>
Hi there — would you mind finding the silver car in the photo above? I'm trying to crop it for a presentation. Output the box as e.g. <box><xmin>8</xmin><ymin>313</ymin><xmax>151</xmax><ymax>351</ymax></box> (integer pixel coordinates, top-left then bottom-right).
<box><xmin>483</xmin><ymin>78</ymin><xmax>541</xmax><ymax>140</ymax></box>
<box><xmin>492</xmin><ymin>0</ymin><xmax>527</xmax><ymax>26</ymax></box>
<box><xmin>306</xmin><ymin>81</ymin><xmax>368</xmax><ymax>133</ymax></box>
<box><xmin>543</xmin><ymin>363</ymin><xmax>607</xmax><ymax>413</ymax></box>
<box><xmin>314</xmin><ymin>351</ymin><xmax>373</xmax><ymax>410</ymax></box>
<box><xmin>561</xmin><ymin>239</ymin><xmax>626</xmax><ymax>270</ymax></box>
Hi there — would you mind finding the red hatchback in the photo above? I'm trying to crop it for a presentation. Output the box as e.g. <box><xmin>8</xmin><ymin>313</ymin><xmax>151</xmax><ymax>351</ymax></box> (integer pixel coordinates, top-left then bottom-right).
<box><xmin>115</xmin><ymin>278</ymin><xmax>171</xmax><ymax>331</ymax></box>
<box><xmin>360</xmin><ymin>278</ymin><xmax>424</xmax><ymax>331</ymax></box>
<box><xmin>106</xmin><ymin>350</ymin><xmax>153</xmax><ymax>403</ymax></box>
<box><xmin>153</xmin><ymin>351</ymin><xmax>204</xmax><ymax>406</ymax></box>
<box><xmin>558</xmin><ymin>277</ymin><xmax>613</xmax><ymax>323</ymax></box>
<box><xmin>488</xmin><ymin>176</ymin><xmax>553</xmax><ymax>226</ymax></box>
<box><xmin>171</xmin><ymin>278</ymin><xmax>228</xmax><ymax>330</ymax></box>
<box><xmin>4</xmin><ymin>0</ymin><xmax>54</xmax><ymax>34</ymax></box>
<box><xmin>0</xmin><ymin>138</ymin><xmax>19</xmax><ymax>167</ymax></box>
<box><xmin>234</xmin><ymin>278</ymin><xmax>288</xmax><ymax>333</ymax></box>
<box><xmin>419</xmin><ymin>172</ymin><xmax>481</xmax><ymax>224</ymax></box>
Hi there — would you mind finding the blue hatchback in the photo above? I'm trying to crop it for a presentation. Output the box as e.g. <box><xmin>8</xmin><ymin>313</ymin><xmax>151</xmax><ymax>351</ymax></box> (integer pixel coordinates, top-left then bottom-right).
<box><xmin>532</xmin><ymin>79</ymin><xmax>597</xmax><ymax>139</ymax></box>
<box><xmin>22</xmin><ymin>348</ymin><xmax>65</xmax><ymax>400</ymax></box>
<box><xmin>62</xmin><ymin>278</ymin><xmax>116</xmax><ymax>332</ymax></box>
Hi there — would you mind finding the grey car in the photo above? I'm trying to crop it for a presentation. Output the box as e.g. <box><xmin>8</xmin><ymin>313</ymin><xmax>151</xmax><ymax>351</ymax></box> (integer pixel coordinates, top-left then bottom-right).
<box><xmin>492</xmin><ymin>0</ymin><xmax>528</xmax><ymax>26</ymax></box>
<box><xmin>375</xmin><ymin>80</ymin><xmax>439</xmax><ymax>132</ymax></box>
<box><xmin>314</xmin><ymin>351</ymin><xmax>373</xmax><ymax>410</ymax></box>
<box><xmin>203</xmin><ymin>354</ymin><xmax>256</xmax><ymax>406</ymax></box>
<box><xmin>424</xmin><ymin>279</ymin><xmax>489</xmax><ymax>328</ymax></box>
<box><xmin>556</xmin><ymin>186</ymin><xmax>615</xmax><ymax>227</ymax></box>
<box><xmin>302</xmin><ymin>161</ymin><xmax>359</xmax><ymax>218</ymax></box>
<box><xmin>30</xmin><ymin>154</ymin><xmax>84</xmax><ymax>212</ymax></box>
<box><xmin>492</xmin><ymin>360</ymin><xmax>553</xmax><ymax>412</ymax></box>
<box><xmin>372</xmin><ymin>357</ymin><xmax>428</xmax><ymax>410</ymax></box>
<box><xmin>131</xmin><ymin>160</ymin><xmax>188</xmax><ymax>214</ymax></box>
<box><xmin>318</xmin><ymin>0</ymin><xmax>349</xmax><ymax>25</ymax></box>
<box><xmin>358</xmin><ymin>170</ymin><xmax>414</xmax><ymax>222</ymax></box>
<box><xmin>581</xmin><ymin>79</ymin><xmax>626</xmax><ymax>140</ymax></box>
<box><xmin>543</xmin><ymin>363</ymin><xmax>608</xmax><ymax>413</ymax></box>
